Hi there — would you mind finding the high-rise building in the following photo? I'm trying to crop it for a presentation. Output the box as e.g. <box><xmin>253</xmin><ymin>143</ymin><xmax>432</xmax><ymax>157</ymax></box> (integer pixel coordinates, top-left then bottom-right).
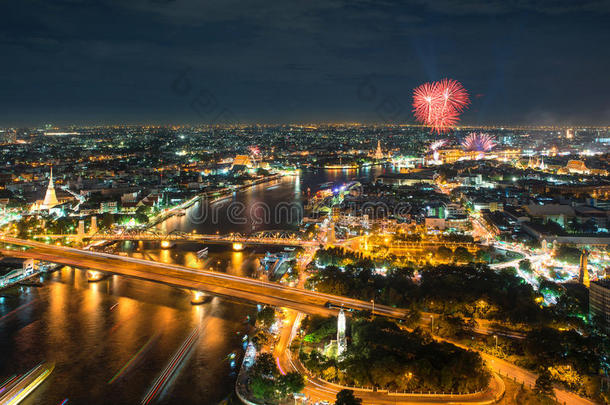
<box><xmin>579</xmin><ymin>249</ymin><xmax>590</xmax><ymax>287</ymax></box>
<box><xmin>327</xmin><ymin>222</ymin><xmax>336</xmax><ymax>245</ymax></box>
<box><xmin>590</xmin><ymin>279</ymin><xmax>610</xmax><ymax>332</ymax></box>
<box><xmin>90</xmin><ymin>216</ymin><xmax>98</xmax><ymax>235</ymax></box>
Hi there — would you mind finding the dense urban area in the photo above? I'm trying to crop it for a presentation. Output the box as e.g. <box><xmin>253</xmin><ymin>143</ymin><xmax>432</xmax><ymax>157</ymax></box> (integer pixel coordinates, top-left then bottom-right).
<box><xmin>0</xmin><ymin>124</ymin><xmax>609</xmax><ymax>405</ymax></box>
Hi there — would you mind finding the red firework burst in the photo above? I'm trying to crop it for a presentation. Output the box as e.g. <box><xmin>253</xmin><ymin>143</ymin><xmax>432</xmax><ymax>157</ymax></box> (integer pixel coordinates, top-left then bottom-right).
<box><xmin>430</xmin><ymin>107</ymin><xmax>459</xmax><ymax>134</ymax></box>
<box><xmin>413</xmin><ymin>82</ymin><xmax>438</xmax><ymax>124</ymax></box>
<box><xmin>436</xmin><ymin>78</ymin><xmax>470</xmax><ymax>113</ymax></box>
<box><xmin>412</xmin><ymin>78</ymin><xmax>470</xmax><ymax>134</ymax></box>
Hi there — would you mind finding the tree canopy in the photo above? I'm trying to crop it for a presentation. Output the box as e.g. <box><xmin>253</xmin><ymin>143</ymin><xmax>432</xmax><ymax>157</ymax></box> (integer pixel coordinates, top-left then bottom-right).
<box><xmin>249</xmin><ymin>353</ymin><xmax>305</xmax><ymax>401</ymax></box>
<box><xmin>335</xmin><ymin>389</ymin><xmax>362</xmax><ymax>405</ymax></box>
<box><xmin>302</xmin><ymin>317</ymin><xmax>490</xmax><ymax>393</ymax></box>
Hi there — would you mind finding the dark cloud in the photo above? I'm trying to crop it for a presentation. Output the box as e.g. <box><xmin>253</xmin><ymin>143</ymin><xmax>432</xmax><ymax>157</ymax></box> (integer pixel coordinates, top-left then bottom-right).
<box><xmin>412</xmin><ymin>0</ymin><xmax>610</xmax><ymax>15</ymax></box>
<box><xmin>0</xmin><ymin>0</ymin><xmax>609</xmax><ymax>125</ymax></box>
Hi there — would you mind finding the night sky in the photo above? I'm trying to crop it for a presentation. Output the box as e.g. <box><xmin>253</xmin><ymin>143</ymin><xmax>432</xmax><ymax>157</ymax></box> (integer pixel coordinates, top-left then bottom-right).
<box><xmin>1</xmin><ymin>0</ymin><xmax>610</xmax><ymax>126</ymax></box>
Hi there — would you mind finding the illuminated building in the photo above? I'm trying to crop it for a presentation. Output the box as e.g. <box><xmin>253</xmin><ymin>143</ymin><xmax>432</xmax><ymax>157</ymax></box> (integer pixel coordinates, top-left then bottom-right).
<box><xmin>527</xmin><ymin>156</ymin><xmax>546</xmax><ymax>170</ymax></box>
<box><xmin>565</xmin><ymin>160</ymin><xmax>588</xmax><ymax>174</ymax></box>
<box><xmin>590</xmin><ymin>279</ymin><xmax>610</xmax><ymax>332</ymax></box>
<box><xmin>41</xmin><ymin>168</ymin><xmax>59</xmax><ymax>210</ymax></box>
<box><xmin>31</xmin><ymin>168</ymin><xmax>64</xmax><ymax>213</ymax></box>
<box><xmin>494</xmin><ymin>148</ymin><xmax>521</xmax><ymax>161</ymax></box>
<box><xmin>434</xmin><ymin>148</ymin><xmax>466</xmax><ymax>164</ymax></box>
<box><xmin>337</xmin><ymin>309</ymin><xmax>346</xmax><ymax>356</ymax></box>
<box><xmin>374</xmin><ymin>140</ymin><xmax>384</xmax><ymax>159</ymax></box>
<box><xmin>231</xmin><ymin>155</ymin><xmax>253</xmax><ymax>170</ymax></box>
<box><xmin>327</xmin><ymin>222</ymin><xmax>336</xmax><ymax>245</ymax></box>
<box><xmin>579</xmin><ymin>249</ymin><xmax>590</xmax><ymax>287</ymax></box>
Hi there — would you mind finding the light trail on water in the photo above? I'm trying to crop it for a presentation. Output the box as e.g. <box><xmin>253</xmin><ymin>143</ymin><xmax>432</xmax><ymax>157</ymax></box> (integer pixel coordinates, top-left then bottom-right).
<box><xmin>108</xmin><ymin>334</ymin><xmax>159</xmax><ymax>384</ymax></box>
<box><xmin>0</xmin><ymin>299</ymin><xmax>40</xmax><ymax>324</ymax></box>
<box><xmin>141</xmin><ymin>327</ymin><xmax>201</xmax><ymax>405</ymax></box>
<box><xmin>0</xmin><ymin>363</ymin><xmax>54</xmax><ymax>405</ymax></box>
<box><xmin>0</xmin><ymin>375</ymin><xmax>19</xmax><ymax>395</ymax></box>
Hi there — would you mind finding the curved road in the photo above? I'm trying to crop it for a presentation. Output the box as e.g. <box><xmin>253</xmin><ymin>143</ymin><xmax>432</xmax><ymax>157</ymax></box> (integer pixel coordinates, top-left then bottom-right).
<box><xmin>275</xmin><ymin>311</ymin><xmax>505</xmax><ymax>405</ymax></box>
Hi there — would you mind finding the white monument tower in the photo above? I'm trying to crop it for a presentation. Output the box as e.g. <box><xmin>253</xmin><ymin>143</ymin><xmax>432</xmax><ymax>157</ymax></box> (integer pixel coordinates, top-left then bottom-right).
<box><xmin>337</xmin><ymin>309</ymin><xmax>347</xmax><ymax>356</ymax></box>
<box><xmin>41</xmin><ymin>167</ymin><xmax>59</xmax><ymax>210</ymax></box>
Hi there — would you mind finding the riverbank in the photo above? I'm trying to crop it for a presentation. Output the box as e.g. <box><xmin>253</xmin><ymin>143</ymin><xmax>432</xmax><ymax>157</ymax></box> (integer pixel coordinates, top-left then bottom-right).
<box><xmin>235</xmin><ymin>342</ymin><xmax>260</xmax><ymax>405</ymax></box>
<box><xmin>236</xmin><ymin>307</ymin><xmax>305</xmax><ymax>405</ymax></box>
<box><xmin>0</xmin><ymin>262</ymin><xmax>60</xmax><ymax>291</ymax></box>
<box><xmin>149</xmin><ymin>173</ymin><xmax>283</xmax><ymax>227</ymax></box>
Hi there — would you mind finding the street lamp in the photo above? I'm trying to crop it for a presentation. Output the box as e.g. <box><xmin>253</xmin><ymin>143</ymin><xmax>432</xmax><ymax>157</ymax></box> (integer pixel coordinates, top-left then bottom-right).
<box><xmin>493</xmin><ymin>335</ymin><xmax>498</xmax><ymax>352</ymax></box>
<box><xmin>370</xmin><ymin>299</ymin><xmax>375</xmax><ymax>316</ymax></box>
<box><xmin>430</xmin><ymin>315</ymin><xmax>434</xmax><ymax>334</ymax></box>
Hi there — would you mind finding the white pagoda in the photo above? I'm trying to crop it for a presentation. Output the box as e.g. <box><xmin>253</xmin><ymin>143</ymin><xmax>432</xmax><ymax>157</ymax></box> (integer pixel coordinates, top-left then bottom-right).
<box><xmin>40</xmin><ymin>168</ymin><xmax>59</xmax><ymax>210</ymax></box>
<box><xmin>374</xmin><ymin>140</ymin><xmax>384</xmax><ymax>159</ymax></box>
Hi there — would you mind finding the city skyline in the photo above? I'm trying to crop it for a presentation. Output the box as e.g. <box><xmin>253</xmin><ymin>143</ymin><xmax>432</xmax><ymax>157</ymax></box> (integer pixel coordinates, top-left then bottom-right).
<box><xmin>1</xmin><ymin>2</ymin><xmax>610</xmax><ymax>404</ymax></box>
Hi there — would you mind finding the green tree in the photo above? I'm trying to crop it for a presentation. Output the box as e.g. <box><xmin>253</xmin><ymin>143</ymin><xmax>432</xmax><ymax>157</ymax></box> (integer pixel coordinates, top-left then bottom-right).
<box><xmin>135</xmin><ymin>205</ymin><xmax>150</xmax><ymax>224</ymax></box>
<box><xmin>250</xmin><ymin>352</ymin><xmax>304</xmax><ymax>400</ymax></box>
<box><xmin>439</xmin><ymin>315</ymin><xmax>475</xmax><ymax>338</ymax></box>
<box><xmin>251</xmin><ymin>330</ymin><xmax>270</xmax><ymax>350</ymax></box>
<box><xmin>335</xmin><ymin>389</ymin><xmax>362</xmax><ymax>405</ymax></box>
<box><xmin>15</xmin><ymin>219</ymin><xmax>30</xmax><ymax>239</ymax></box>
<box><xmin>534</xmin><ymin>368</ymin><xmax>555</xmax><ymax>398</ymax></box>
<box><xmin>555</xmin><ymin>246</ymin><xmax>581</xmax><ymax>265</ymax></box>
<box><xmin>519</xmin><ymin>259</ymin><xmax>532</xmax><ymax>274</ymax></box>
<box><xmin>476</xmin><ymin>249</ymin><xmax>491</xmax><ymax>263</ymax></box>
<box><xmin>278</xmin><ymin>372</ymin><xmax>305</xmax><ymax>397</ymax></box>
<box><xmin>257</xmin><ymin>306</ymin><xmax>276</xmax><ymax>329</ymax></box>
<box><xmin>436</xmin><ymin>246</ymin><xmax>453</xmax><ymax>261</ymax></box>
<box><xmin>251</xmin><ymin>353</ymin><xmax>277</xmax><ymax>378</ymax></box>
<box><xmin>101</xmin><ymin>212</ymin><xmax>114</xmax><ymax>230</ymax></box>
<box><xmin>249</xmin><ymin>352</ymin><xmax>279</xmax><ymax>401</ymax></box>
<box><xmin>250</xmin><ymin>375</ymin><xmax>276</xmax><ymax>401</ymax></box>
<box><xmin>453</xmin><ymin>247</ymin><xmax>473</xmax><ymax>263</ymax></box>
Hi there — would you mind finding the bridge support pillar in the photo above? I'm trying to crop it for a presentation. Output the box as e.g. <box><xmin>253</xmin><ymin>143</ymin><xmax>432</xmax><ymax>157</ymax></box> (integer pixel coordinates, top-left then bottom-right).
<box><xmin>191</xmin><ymin>290</ymin><xmax>206</xmax><ymax>305</ymax></box>
<box><xmin>86</xmin><ymin>270</ymin><xmax>104</xmax><ymax>282</ymax></box>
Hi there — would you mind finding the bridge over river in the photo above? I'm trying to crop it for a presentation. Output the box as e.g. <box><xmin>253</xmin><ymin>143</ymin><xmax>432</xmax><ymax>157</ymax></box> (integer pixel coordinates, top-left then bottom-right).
<box><xmin>0</xmin><ymin>236</ymin><xmax>405</xmax><ymax>319</ymax></box>
<box><xmin>32</xmin><ymin>229</ymin><xmax>320</xmax><ymax>247</ymax></box>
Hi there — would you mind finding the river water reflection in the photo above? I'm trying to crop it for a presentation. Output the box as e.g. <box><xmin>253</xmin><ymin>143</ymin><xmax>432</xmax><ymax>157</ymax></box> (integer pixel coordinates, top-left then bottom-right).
<box><xmin>0</xmin><ymin>167</ymin><xmax>393</xmax><ymax>404</ymax></box>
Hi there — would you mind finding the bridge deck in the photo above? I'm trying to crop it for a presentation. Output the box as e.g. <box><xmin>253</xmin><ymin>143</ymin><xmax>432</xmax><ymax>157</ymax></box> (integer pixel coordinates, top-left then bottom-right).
<box><xmin>31</xmin><ymin>234</ymin><xmax>319</xmax><ymax>247</ymax></box>
<box><xmin>0</xmin><ymin>237</ymin><xmax>405</xmax><ymax>319</ymax></box>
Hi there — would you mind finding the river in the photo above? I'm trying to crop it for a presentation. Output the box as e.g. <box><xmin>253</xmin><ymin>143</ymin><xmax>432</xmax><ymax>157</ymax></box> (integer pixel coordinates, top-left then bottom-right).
<box><xmin>0</xmin><ymin>167</ymin><xmax>392</xmax><ymax>405</ymax></box>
